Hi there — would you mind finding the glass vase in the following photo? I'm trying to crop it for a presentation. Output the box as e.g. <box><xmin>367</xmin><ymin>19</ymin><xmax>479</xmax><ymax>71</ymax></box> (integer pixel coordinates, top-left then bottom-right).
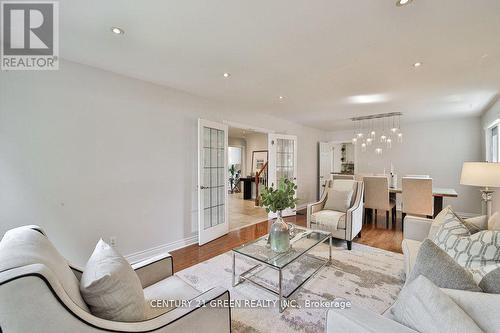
<box><xmin>269</xmin><ymin>211</ymin><xmax>290</xmax><ymax>253</ymax></box>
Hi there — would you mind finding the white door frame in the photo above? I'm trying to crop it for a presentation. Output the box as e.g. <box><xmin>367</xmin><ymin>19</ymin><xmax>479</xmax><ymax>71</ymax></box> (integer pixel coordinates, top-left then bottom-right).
<box><xmin>318</xmin><ymin>142</ymin><xmax>333</xmax><ymax>199</ymax></box>
<box><xmin>198</xmin><ymin>119</ymin><xmax>229</xmax><ymax>245</ymax></box>
<box><xmin>268</xmin><ymin>133</ymin><xmax>298</xmax><ymax>219</ymax></box>
<box><xmin>329</xmin><ymin>140</ymin><xmax>357</xmax><ymax>175</ymax></box>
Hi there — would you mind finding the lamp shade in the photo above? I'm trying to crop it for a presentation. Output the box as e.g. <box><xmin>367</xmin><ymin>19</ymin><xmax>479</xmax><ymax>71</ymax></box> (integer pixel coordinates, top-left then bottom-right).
<box><xmin>460</xmin><ymin>162</ymin><xmax>500</xmax><ymax>188</ymax></box>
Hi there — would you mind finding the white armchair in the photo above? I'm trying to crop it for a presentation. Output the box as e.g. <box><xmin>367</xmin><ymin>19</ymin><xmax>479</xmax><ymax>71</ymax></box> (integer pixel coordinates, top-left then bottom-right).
<box><xmin>307</xmin><ymin>180</ymin><xmax>364</xmax><ymax>250</ymax></box>
<box><xmin>0</xmin><ymin>226</ymin><xmax>231</xmax><ymax>333</ymax></box>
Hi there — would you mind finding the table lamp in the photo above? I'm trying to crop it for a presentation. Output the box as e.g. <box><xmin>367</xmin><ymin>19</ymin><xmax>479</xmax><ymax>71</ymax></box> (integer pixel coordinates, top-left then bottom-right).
<box><xmin>460</xmin><ymin>162</ymin><xmax>500</xmax><ymax>219</ymax></box>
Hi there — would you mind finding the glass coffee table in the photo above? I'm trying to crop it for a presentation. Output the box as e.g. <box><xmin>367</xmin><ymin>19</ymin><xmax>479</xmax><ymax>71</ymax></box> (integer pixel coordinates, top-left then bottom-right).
<box><xmin>232</xmin><ymin>226</ymin><xmax>332</xmax><ymax>312</ymax></box>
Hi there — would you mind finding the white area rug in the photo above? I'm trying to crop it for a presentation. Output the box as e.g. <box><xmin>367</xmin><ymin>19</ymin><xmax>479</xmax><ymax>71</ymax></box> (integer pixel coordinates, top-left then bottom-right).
<box><xmin>176</xmin><ymin>241</ymin><xmax>405</xmax><ymax>333</ymax></box>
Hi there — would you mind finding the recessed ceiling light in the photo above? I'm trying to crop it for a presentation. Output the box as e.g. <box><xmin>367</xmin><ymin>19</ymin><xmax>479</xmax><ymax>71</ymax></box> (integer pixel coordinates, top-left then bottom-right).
<box><xmin>223</xmin><ymin>72</ymin><xmax>231</xmax><ymax>78</ymax></box>
<box><xmin>413</xmin><ymin>62</ymin><xmax>422</xmax><ymax>68</ymax></box>
<box><xmin>279</xmin><ymin>96</ymin><xmax>284</xmax><ymax>100</ymax></box>
<box><xmin>396</xmin><ymin>0</ymin><xmax>413</xmax><ymax>7</ymax></box>
<box><xmin>111</xmin><ymin>27</ymin><xmax>124</xmax><ymax>35</ymax></box>
<box><xmin>346</xmin><ymin>94</ymin><xmax>388</xmax><ymax>104</ymax></box>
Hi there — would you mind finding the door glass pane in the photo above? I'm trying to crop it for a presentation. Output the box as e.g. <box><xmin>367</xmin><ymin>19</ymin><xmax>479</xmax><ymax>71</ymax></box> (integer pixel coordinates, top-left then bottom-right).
<box><xmin>276</xmin><ymin>138</ymin><xmax>295</xmax><ymax>182</ymax></box>
<box><xmin>204</xmin><ymin>208</ymin><xmax>211</xmax><ymax>229</ymax></box>
<box><xmin>202</xmin><ymin>126</ymin><xmax>225</xmax><ymax>230</ymax></box>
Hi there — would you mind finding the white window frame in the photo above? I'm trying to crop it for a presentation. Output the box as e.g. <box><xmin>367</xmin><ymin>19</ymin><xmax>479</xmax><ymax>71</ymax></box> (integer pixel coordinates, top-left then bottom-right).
<box><xmin>485</xmin><ymin>119</ymin><xmax>500</xmax><ymax>162</ymax></box>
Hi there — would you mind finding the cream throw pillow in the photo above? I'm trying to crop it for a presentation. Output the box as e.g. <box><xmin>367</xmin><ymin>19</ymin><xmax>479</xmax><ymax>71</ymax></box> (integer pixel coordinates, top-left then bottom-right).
<box><xmin>323</xmin><ymin>187</ymin><xmax>353</xmax><ymax>212</ymax></box>
<box><xmin>80</xmin><ymin>239</ymin><xmax>146</xmax><ymax>322</ymax></box>
<box><xmin>390</xmin><ymin>276</ymin><xmax>483</xmax><ymax>333</ymax></box>
<box><xmin>461</xmin><ymin>213</ymin><xmax>500</xmax><ymax>232</ymax></box>
<box><xmin>489</xmin><ymin>212</ymin><xmax>500</xmax><ymax>231</ymax></box>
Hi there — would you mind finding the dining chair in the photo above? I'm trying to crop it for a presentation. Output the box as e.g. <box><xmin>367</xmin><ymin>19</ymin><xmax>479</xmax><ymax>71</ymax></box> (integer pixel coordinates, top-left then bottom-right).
<box><xmin>354</xmin><ymin>173</ymin><xmax>373</xmax><ymax>181</ymax></box>
<box><xmin>331</xmin><ymin>174</ymin><xmax>355</xmax><ymax>181</ymax></box>
<box><xmin>401</xmin><ymin>177</ymin><xmax>433</xmax><ymax>231</ymax></box>
<box><xmin>363</xmin><ymin>176</ymin><xmax>396</xmax><ymax>228</ymax></box>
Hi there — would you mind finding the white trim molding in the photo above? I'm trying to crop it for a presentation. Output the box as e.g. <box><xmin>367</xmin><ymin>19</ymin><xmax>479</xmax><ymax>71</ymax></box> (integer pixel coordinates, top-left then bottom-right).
<box><xmin>125</xmin><ymin>201</ymin><xmax>316</xmax><ymax>263</ymax></box>
<box><xmin>125</xmin><ymin>235</ymin><xmax>198</xmax><ymax>264</ymax></box>
<box><xmin>484</xmin><ymin>118</ymin><xmax>500</xmax><ymax>162</ymax></box>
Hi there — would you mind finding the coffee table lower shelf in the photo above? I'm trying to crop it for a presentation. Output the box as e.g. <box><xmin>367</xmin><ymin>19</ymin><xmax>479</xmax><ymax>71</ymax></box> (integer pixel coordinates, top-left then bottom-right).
<box><xmin>232</xmin><ymin>235</ymin><xmax>332</xmax><ymax>312</ymax></box>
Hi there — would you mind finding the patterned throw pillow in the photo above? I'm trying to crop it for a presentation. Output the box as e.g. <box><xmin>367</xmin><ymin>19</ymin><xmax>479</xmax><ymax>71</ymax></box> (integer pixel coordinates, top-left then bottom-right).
<box><xmin>432</xmin><ymin>212</ymin><xmax>500</xmax><ymax>287</ymax></box>
<box><xmin>428</xmin><ymin>205</ymin><xmax>478</xmax><ymax>239</ymax></box>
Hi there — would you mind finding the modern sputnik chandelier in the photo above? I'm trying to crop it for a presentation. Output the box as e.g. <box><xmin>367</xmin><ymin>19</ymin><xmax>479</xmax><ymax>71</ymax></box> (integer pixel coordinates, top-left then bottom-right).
<box><xmin>351</xmin><ymin>112</ymin><xmax>403</xmax><ymax>155</ymax></box>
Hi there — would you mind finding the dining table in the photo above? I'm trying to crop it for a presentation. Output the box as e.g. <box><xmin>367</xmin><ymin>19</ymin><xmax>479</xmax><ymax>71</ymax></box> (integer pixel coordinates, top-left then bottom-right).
<box><xmin>388</xmin><ymin>187</ymin><xmax>458</xmax><ymax>218</ymax></box>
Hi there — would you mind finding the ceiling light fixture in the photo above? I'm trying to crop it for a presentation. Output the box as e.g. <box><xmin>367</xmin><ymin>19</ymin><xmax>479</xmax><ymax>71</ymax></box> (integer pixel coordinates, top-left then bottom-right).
<box><xmin>346</xmin><ymin>94</ymin><xmax>388</xmax><ymax>104</ymax></box>
<box><xmin>413</xmin><ymin>62</ymin><xmax>422</xmax><ymax>68</ymax></box>
<box><xmin>351</xmin><ymin>112</ymin><xmax>403</xmax><ymax>154</ymax></box>
<box><xmin>111</xmin><ymin>27</ymin><xmax>124</xmax><ymax>35</ymax></box>
<box><xmin>279</xmin><ymin>96</ymin><xmax>284</xmax><ymax>100</ymax></box>
<box><xmin>223</xmin><ymin>72</ymin><xmax>231</xmax><ymax>78</ymax></box>
<box><xmin>396</xmin><ymin>0</ymin><xmax>413</xmax><ymax>7</ymax></box>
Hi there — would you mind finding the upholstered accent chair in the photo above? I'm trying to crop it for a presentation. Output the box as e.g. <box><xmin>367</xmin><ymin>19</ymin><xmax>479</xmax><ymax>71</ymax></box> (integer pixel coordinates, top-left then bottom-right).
<box><xmin>363</xmin><ymin>176</ymin><xmax>396</xmax><ymax>228</ymax></box>
<box><xmin>0</xmin><ymin>226</ymin><xmax>231</xmax><ymax>333</ymax></box>
<box><xmin>401</xmin><ymin>177</ymin><xmax>433</xmax><ymax>230</ymax></box>
<box><xmin>307</xmin><ymin>179</ymin><xmax>364</xmax><ymax>250</ymax></box>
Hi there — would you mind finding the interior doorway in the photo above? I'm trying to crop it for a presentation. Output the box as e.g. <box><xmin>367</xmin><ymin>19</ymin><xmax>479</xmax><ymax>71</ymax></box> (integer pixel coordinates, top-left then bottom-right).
<box><xmin>227</xmin><ymin>126</ymin><xmax>269</xmax><ymax>230</ymax></box>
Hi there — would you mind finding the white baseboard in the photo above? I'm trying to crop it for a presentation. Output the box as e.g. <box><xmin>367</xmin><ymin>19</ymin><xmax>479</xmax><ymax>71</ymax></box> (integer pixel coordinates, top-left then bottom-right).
<box><xmin>296</xmin><ymin>203</ymin><xmax>310</xmax><ymax>211</ymax></box>
<box><xmin>125</xmin><ymin>235</ymin><xmax>198</xmax><ymax>263</ymax></box>
<box><xmin>126</xmin><ymin>202</ymin><xmax>315</xmax><ymax>263</ymax></box>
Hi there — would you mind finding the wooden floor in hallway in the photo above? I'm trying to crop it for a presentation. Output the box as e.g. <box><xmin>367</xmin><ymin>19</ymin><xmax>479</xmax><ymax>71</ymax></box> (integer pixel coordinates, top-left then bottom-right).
<box><xmin>170</xmin><ymin>209</ymin><xmax>403</xmax><ymax>273</ymax></box>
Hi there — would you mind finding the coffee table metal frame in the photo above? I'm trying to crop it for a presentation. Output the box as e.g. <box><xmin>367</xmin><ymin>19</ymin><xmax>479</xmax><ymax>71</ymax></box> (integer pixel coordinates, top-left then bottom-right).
<box><xmin>232</xmin><ymin>229</ymin><xmax>332</xmax><ymax>312</ymax></box>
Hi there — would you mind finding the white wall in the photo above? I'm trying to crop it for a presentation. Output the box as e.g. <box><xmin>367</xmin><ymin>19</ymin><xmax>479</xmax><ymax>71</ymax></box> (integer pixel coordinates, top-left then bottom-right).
<box><xmin>329</xmin><ymin>117</ymin><xmax>483</xmax><ymax>214</ymax></box>
<box><xmin>0</xmin><ymin>60</ymin><xmax>327</xmax><ymax>265</ymax></box>
<box><xmin>481</xmin><ymin>98</ymin><xmax>500</xmax><ymax>212</ymax></box>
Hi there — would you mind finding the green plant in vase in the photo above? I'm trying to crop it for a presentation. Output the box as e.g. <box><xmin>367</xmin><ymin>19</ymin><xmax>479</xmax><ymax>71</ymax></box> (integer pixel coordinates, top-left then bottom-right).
<box><xmin>260</xmin><ymin>178</ymin><xmax>299</xmax><ymax>253</ymax></box>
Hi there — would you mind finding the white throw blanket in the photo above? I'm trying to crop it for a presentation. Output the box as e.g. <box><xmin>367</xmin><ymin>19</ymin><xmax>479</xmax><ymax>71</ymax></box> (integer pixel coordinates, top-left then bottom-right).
<box><xmin>312</xmin><ymin>210</ymin><xmax>346</xmax><ymax>230</ymax></box>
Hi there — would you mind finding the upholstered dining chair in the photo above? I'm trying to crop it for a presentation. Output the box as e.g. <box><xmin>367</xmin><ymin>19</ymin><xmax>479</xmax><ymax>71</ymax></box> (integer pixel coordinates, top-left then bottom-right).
<box><xmin>401</xmin><ymin>177</ymin><xmax>433</xmax><ymax>231</ymax></box>
<box><xmin>331</xmin><ymin>174</ymin><xmax>355</xmax><ymax>181</ymax></box>
<box><xmin>405</xmin><ymin>174</ymin><xmax>430</xmax><ymax>178</ymax></box>
<box><xmin>363</xmin><ymin>176</ymin><xmax>396</xmax><ymax>229</ymax></box>
<box><xmin>307</xmin><ymin>179</ymin><xmax>364</xmax><ymax>250</ymax></box>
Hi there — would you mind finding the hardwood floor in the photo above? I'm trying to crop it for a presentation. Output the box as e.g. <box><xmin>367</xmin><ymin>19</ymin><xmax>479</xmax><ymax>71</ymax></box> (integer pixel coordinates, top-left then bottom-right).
<box><xmin>170</xmin><ymin>209</ymin><xmax>403</xmax><ymax>273</ymax></box>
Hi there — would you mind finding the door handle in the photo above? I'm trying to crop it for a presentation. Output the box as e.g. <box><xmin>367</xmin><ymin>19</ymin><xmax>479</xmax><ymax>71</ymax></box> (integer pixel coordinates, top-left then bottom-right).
<box><xmin>200</xmin><ymin>186</ymin><xmax>208</xmax><ymax>190</ymax></box>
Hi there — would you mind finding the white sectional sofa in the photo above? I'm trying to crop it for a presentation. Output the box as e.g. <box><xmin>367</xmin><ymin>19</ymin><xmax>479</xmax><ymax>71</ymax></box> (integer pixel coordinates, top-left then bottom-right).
<box><xmin>327</xmin><ymin>216</ymin><xmax>500</xmax><ymax>333</ymax></box>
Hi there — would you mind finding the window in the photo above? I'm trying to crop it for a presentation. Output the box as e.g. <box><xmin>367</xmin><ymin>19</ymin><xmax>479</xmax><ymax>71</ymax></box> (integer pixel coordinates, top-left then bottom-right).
<box><xmin>489</xmin><ymin>125</ymin><xmax>499</xmax><ymax>162</ymax></box>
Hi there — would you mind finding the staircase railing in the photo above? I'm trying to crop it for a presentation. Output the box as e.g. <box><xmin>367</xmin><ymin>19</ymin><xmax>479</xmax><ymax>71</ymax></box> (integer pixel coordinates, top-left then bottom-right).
<box><xmin>255</xmin><ymin>161</ymin><xmax>268</xmax><ymax>206</ymax></box>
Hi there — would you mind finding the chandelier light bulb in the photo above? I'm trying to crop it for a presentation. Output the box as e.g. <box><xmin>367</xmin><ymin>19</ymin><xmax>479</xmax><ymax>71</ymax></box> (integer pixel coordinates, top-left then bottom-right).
<box><xmin>361</xmin><ymin>142</ymin><xmax>367</xmax><ymax>152</ymax></box>
<box><xmin>366</xmin><ymin>137</ymin><xmax>373</xmax><ymax>145</ymax></box>
<box><xmin>375</xmin><ymin>148</ymin><xmax>383</xmax><ymax>155</ymax></box>
<box><xmin>387</xmin><ymin>137</ymin><xmax>392</xmax><ymax>148</ymax></box>
<box><xmin>352</xmin><ymin>137</ymin><xmax>358</xmax><ymax>144</ymax></box>
<box><xmin>371</xmin><ymin>130</ymin><xmax>376</xmax><ymax>138</ymax></box>
<box><xmin>397</xmin><ymin>132</ymin><xmax>403</xmax><ymax>143</ymax></box>
<box><xmin>391</xmin><ymin>127</ymin><xmax>398</xmax><ymax>133</ymax></box>
<box><xmin>380</xmin><ymin>135</ymin><xmax>387</xmax><ymax>143</ymax></box>
<box><xmin>357</xmin><ymin>132</ymin><xmax>364</xmax><ymax>138</ymax></box>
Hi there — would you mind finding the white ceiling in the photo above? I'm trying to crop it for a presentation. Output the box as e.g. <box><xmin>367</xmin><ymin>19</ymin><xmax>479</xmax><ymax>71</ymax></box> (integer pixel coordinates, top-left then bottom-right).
<box><xmin>228</xmin><ymin>126</ymin><xmax>267</xmax><ymax>139</ymax></box>
<box><xmin>58</xmin><ymin>0</ymin><xmax>500</xmax><ymax>130</ymax></box>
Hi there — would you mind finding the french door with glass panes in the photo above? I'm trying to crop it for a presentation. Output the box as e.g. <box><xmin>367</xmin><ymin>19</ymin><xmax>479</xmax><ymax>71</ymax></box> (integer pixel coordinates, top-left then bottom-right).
<box><xmin>318</xmin><ymin>142</ymin><xmax>332</xmax><ymax>199</ymax></box>
<box><xmin>198</xmin><ymin>119</ymin><xmax>229</xmax><ymax>245</ymax></box>
<box><xmin>267</xmin><ymin>134</ymin><xmax>298</xmax><ymax>219</ymax></box>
